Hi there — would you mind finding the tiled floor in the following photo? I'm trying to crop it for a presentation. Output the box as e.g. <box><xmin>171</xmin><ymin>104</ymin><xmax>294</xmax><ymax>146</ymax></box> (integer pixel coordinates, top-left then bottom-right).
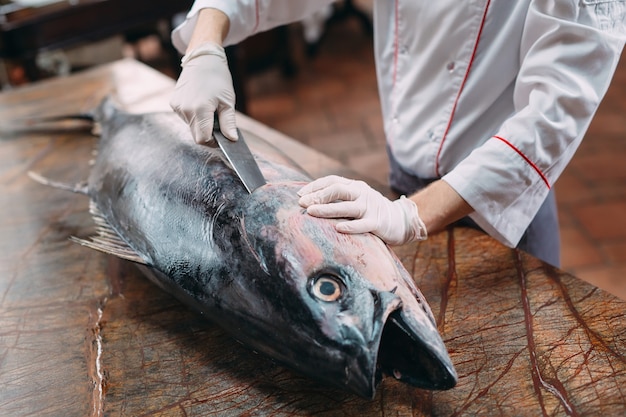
<box><xmin>237</xmin><ymin>20</ymin><xmax>626</xmax><ymax>301</ymax></box>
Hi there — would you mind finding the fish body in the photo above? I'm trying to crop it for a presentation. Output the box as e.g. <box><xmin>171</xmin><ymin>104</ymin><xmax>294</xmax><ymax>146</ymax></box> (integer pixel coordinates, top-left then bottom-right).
<box><xmin>72</xmin><ymin>99</ymin><xmax>457</xmax><ymax>398</ymax></box>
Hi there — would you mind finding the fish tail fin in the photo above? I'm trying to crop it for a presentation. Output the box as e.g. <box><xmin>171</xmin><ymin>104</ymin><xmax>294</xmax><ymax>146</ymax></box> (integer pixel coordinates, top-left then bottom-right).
<box><xmin>27</xmin><ymin>171</ymin><xmax>89</xmax><ymax>195</ymax></box>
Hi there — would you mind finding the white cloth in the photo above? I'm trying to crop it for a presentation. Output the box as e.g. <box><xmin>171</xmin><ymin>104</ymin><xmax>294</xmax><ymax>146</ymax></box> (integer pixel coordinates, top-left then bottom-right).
<box><xmin>172</xmin><ymin>0</ymin><xmax>626</xmax><ymax>248</ymax></box>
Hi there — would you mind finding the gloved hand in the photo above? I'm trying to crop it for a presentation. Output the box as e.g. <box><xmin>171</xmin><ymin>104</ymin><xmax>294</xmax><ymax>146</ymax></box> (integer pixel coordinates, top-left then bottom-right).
<box><xmin>170</xmin><ymin>42</ymin><xmax>238</xmax><ymax>145</ymax></box>
<box><xmin>298</xmin><ymin>175</ymin><xmax>427</xmax><ymax>245</ymax></box>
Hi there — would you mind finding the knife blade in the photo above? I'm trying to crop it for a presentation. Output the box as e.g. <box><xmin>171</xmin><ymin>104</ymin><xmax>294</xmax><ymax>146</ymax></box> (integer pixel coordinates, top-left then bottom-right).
<box><xmin>213</xmin><ymin>116</ymin><xmax>267</xmax><ymax>193</ymax></box>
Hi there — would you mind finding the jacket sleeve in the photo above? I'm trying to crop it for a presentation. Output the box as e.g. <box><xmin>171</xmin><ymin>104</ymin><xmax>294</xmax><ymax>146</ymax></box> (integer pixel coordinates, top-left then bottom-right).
<box><xmin>443</xmin><ymin>0</ymin><xmax>625</xmax><ymax>247</ymax></box>
<box><xmin>171</xmin><ymin>0</ymin><xmax>336</xmax><ymax>53</ymax></box>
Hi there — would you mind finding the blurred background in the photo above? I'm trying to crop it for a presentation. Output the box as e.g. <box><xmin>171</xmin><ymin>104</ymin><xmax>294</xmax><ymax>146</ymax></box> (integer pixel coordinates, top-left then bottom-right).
<box><xmin>1</xmin><ymin>0</ymin><xmax>624</xmax><ymax>299</ymax></box>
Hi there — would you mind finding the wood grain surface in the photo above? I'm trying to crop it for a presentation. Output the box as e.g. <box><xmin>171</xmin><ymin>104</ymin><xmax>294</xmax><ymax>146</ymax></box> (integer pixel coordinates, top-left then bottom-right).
<box><xmin>1</xmin><ymin>60</ymin><xmax>624</xmax><ymax>416</ymax></box>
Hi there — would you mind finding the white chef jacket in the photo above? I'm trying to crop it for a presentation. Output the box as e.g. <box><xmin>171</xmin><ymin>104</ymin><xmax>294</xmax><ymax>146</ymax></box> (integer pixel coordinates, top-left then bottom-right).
<box><xmin>172</xmin><ymin>0</ymin><xmax>626</xmax><ymax>248</ymax></box>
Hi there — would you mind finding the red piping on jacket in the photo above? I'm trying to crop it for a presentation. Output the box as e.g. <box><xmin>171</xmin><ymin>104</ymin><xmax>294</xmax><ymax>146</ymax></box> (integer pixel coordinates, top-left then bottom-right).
<box><xmin>253</xmin><ymin>0</ymin><xmax>260</xmax><ymax>33</ymax></box>
<box><xmin>435</xmin><ymin>0</ymin><xmax>491</xmax><ymax>176</ymax></box>
<box><xmin>392</xmin><ymin>0</ymin><xmax>400</xmax><ymax>87</ymax></box>
<box><xmin>493</xmin><ymin>135</ymin><xmax>551</xmax><ymax>189</ymax></box>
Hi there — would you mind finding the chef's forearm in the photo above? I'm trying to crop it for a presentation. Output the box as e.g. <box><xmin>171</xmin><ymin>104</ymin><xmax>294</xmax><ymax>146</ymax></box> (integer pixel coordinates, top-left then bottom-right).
<box><xmin>409</xmin><ymin>180</ymin><xmax>473</xmax><ymax>235</ymax></box>
<box><xmin>187</xmin><ymin>8</ymin><xmax>230</xmax><ymax>53</ymax></box>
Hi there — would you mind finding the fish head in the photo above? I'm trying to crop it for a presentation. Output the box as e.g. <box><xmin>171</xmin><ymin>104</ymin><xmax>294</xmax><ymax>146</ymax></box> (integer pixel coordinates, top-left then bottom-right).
<box><xmin>239</xmin><ymin>182</ymin><xmax>457</xmax><ymax>398</ymax></box>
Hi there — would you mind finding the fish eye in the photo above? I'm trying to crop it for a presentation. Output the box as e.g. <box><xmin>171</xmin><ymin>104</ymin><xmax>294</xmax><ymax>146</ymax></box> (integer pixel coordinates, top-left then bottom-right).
<box><xmin>310</xmin><ymin>274</ymin><xmax>343</xmax><ymax>302</ymax></box>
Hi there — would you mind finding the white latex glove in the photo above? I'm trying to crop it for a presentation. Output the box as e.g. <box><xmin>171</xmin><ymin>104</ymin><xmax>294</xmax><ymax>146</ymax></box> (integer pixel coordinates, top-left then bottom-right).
<box><xmin>298</xmin><ymin>175</ymin><xmax>427</xmax><ymax>245</ymax></box>
<box><xmin>170</xmin><ymin>42</ymin><xmax>238</xmax><ymax>145</ymax></box>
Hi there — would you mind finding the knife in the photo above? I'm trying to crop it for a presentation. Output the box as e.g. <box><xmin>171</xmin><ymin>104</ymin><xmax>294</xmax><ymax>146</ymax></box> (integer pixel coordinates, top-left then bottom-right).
<box><xmin>213</xmin><ymin>115</ymin><xmax>267</xmax><ymax>193</ymax></box>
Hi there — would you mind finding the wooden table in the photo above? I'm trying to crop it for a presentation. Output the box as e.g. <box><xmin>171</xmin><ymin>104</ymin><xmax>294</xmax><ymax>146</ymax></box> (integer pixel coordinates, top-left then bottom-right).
<box><xmin>1</xmin><ymin>60</ymin><xmax>624</xmax><ymax>416</ymax></box>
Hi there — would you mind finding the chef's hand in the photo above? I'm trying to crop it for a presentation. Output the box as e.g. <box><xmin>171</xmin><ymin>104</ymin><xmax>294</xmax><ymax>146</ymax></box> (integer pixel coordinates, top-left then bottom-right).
<box><xmin>170</xmin><ymin>42</ymin><xmax>238</xmax><ymax>145</ymax></box>
<box><xmin>298</xmin><ymin>175</ymin><xmax>427</xmax><ymax>245</ymax></box>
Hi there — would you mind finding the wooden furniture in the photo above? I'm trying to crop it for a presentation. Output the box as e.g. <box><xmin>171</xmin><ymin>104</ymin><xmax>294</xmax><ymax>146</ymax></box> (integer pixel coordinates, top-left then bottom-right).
<box><xmin>0</xmin><ymin>0</ymin><xmax>298</xmax><ymax>113</ymax></box>
<box><xmin>1</xmin><ymin>60</ymin><xmax>624</xmax><ymax>416</ymax></box>
<box><xmin>0</xmin><ymin>0</ymin><xmax>193</xmax><ymax>81</ymax></box>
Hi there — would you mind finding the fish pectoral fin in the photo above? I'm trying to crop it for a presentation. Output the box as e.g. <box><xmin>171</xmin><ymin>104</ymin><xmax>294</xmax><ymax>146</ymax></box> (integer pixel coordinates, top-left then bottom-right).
<box><xmin>69</xmin><ymin>201</ymin><xmax>147</xmax><ymax>265</ymax></box>
<box><xmin>70</xmin><ymin>236</ymin><xmax>146</xmax><ymax>264</ymax></box>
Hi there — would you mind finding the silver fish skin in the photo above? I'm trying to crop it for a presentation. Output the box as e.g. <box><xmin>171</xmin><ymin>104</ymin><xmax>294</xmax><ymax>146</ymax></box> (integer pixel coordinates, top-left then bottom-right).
<box><xmin>76</xmin><ymin>99</ymin><xmax>458</xmax><ymax>398</ymax></box>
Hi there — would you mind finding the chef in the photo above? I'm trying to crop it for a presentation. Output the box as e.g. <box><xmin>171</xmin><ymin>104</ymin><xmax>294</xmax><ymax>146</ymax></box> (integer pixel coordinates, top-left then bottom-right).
<box><xmin>170</xmin><ymin>1</ymin><xmax>625</xmax><ymax>267</ymax></box>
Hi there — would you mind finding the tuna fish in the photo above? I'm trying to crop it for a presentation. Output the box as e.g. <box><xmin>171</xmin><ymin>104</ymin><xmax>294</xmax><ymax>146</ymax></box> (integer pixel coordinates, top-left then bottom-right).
<box><xmin>32</xmin><ymin>99</ymin><xmax>457</xmax><ymax>398</ymax></box>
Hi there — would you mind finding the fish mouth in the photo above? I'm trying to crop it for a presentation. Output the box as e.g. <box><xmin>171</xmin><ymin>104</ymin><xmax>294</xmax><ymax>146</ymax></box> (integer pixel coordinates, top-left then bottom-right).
<box><xmin>376</xmin><ymin>310</ymin><xmax>457</xmax><ymax>389</ymax></box>
<box><xmin>351</xmin><ymin>307</ymin><xmax>457</xmax><ymax>399</ymax></box>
